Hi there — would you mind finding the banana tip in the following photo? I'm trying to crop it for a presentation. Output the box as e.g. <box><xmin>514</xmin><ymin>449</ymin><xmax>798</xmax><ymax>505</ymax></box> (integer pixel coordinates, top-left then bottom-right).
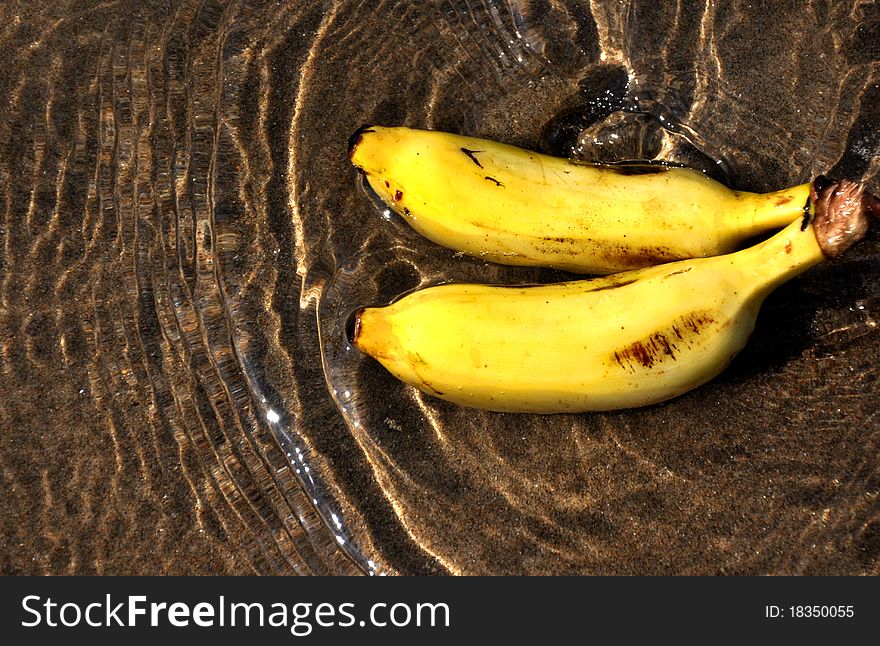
<box><xmin>345</xmin><ymin>308</ymin><xmax>364</xmax><ymax>347</ymax></box>
<box><xmin>348</xmin><ymin>125</ymin><xmax>377</xmax><ymax>162</ymax></box>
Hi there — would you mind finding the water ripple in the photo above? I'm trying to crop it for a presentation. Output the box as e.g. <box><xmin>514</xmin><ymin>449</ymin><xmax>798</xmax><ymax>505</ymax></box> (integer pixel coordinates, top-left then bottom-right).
<box><xmin>0</xmin><ymin>0</ymin><xmax>878</xmax><ymax>575</ymax></box>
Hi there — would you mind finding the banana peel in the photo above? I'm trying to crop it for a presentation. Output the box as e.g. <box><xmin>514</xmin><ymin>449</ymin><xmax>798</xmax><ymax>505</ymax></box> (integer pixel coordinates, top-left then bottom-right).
<box><xmin>349</xmin><ymin>125</ymin><xmax>816</xmax><ymax>274</ymax></box>
<box><xmin>350</xmin><ymin>171</ymin><xmax>878</xmax><ymax>413</ymax></box>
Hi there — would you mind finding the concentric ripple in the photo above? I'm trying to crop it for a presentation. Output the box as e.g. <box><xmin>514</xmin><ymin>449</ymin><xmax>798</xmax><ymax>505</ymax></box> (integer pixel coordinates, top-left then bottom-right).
<box><xmin>1</xmin><ymin>0</ymin><xmax>879</xmax><ymax>575</ymax></box>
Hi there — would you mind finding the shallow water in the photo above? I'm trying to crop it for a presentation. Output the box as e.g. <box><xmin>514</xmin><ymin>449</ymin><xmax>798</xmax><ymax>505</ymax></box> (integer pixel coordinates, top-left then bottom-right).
<box><xmin>1</xmin><ymin>0</ymin><xmax>879</xmax><ymax>574</ymax></box>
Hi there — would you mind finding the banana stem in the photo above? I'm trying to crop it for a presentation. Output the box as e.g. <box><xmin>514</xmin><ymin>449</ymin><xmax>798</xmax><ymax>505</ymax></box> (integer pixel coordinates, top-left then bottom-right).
<box><xmin>733</xmin><ymin>177</ymin><xmax>876</xmax><ymax>296</ymax></box>
<box><xmin>732</xmin><ymin>217</ymin><xmax>825</xmax><ymax>298</ymax></box>
<box><xmin>732</xmin><ymin>182</ymin><xmax>811</xmax><ymax>237</ymax></box>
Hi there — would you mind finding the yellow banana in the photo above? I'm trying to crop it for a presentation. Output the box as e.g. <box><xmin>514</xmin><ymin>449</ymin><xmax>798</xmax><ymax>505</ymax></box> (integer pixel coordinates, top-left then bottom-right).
<box><xmin>349</xmin><ymin>125</ymin><xmax>812</xmax><ymax>274</ymax></box>
<box><xmin>350</xmin><ymin>180</ymin><xmax>875</xmax><ymax>413</ymax></box>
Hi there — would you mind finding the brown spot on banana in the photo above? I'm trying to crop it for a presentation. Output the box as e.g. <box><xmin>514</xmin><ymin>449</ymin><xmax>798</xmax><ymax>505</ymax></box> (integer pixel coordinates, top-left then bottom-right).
<box><xmin>775</xmin><ymin>194</ymin><xmax>794</xmax><ymax>206</ymax></box>
<box><xmin>571</xmin><ymin>160</ymin><xmax>671</xmax><ymax>175</ymax></box>
<box><xmin>407</xmin><ymin>352</ymin><xmax>445</xmax><ymax>396</ymax></box>
<box><xmin>539</xmin><ymin>237</ymin><xmax>682</xmax><ymax>268</ymax></box>
<box><xmin>418</xmin><ymin>382</ymin><xmax>445</xmax><ymax>397</ymax></box>
<box><xmin>612</xmin><ymin>311</ymin><xmax>716</xmax><ymax>372</ymax></box>
<box><xmin>460</xmin><ymin>148</ymin><xmax>484</xmax><ymax>169</ymax></box>
<box><xmin>606</xmin><ymin>245</ymin><xmax>680</xmax><ymax>268</ymax></box>
<box><xmin>585</xmin><ymin>278</ymin><xmax>637</xmax><ymax>293</ymax></box>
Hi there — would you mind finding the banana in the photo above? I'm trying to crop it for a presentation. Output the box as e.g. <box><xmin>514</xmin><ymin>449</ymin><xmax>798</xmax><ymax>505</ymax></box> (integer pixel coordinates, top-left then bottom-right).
<box><xmin>350</xmin><ymin>180</ymin><xmax>876</xmax><ymax>413</ymax></box>
<box><xmin>349</xmin><ymin>125</ymin><xmax>812</xmax><ymax>274</ymax></box>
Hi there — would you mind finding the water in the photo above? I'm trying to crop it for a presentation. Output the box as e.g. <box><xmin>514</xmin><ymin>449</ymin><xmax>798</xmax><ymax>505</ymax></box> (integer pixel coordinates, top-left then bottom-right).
<box><xmin>1</xmin><ymin>0</ymin><xmax>879</xmax><ymax>575</ymax></box>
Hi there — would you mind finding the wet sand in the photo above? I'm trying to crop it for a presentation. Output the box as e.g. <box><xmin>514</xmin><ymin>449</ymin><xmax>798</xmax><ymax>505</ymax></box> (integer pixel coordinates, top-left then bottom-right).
<box><xmin>1</xmin><ymin>0</ymin><xmax>878</xmax><ymax>575</ymax></box>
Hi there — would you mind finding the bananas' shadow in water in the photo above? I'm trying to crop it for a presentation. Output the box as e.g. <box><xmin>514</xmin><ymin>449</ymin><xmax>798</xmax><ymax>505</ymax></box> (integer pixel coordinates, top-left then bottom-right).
<box><xmin>535</xmin><ymin>63</ymin><xmax>734</xmax><ymax>184</ymax></box>
<box><xmin>718</xmin><ymin>228</ymin><xmax>880</xmax><ymax>385</ymax></box>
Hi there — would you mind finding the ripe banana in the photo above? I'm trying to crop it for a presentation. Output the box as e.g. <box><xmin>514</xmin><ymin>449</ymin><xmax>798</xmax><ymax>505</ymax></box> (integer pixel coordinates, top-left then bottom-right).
<box><xmin>350</xmin><ymin>180</ymin><xmax>876</xmax><ymax>413</ymax></box>
<box><xmin>349</xmin><ymin>125</ymin><xmax>813</xmax><ymax>274</ymax></box>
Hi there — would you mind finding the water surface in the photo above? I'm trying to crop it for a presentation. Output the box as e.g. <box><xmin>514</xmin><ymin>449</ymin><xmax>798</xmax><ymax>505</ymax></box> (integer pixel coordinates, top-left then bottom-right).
<box><xmin>1</xmin><ymin>0</ymin><xmax>879</xmax><ymax>574</ymax></box>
